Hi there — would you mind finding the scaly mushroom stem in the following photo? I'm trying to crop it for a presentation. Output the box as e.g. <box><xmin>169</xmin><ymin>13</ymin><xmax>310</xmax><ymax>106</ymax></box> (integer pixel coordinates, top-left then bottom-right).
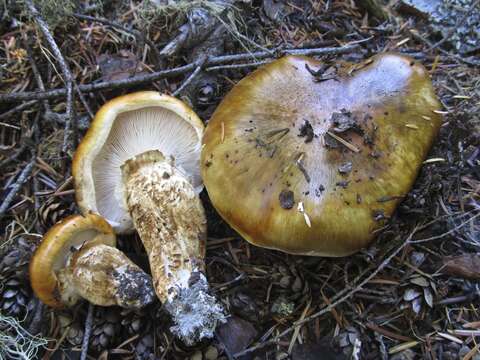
<box><xmin>57</xmin><ymin>238</ymin><xmax>155</xmax><ymax>308</ymax></box>
<box><xmin>122</xmin><ymin>150</ymin><xmax>225</xmax><ymax>344</ymax></box>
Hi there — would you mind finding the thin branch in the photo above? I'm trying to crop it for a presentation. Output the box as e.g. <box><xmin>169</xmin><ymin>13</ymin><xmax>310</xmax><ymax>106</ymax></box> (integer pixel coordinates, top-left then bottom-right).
<box><xmin>24</xmin><ymin>0</ymin><xmax>75</xmax><ymax>154</ymax></box>
<box><xmin>0</xmin><ymin>142</ymin><xmax>29</xmax><ymax>168</ymax></box>
<box><xmin>205</xmin><ymin>60</ymin><xmax>270</xmax><ymax>71</ymax></box>
<box><xmin>172</xmin><ymin>56</ymin><xmax>207</xmax><ymax>96</ymax></box>
<box><xmin>0</xmin><ymin>156</ymin><xmax>36</xmax><ymax>219</ymax></box>
<box><xmin>80</xmin><ymin>303</ymin><xmax>94</xmax><ymax>360</ymax></box>
<box><xmin>0</xmin><ymin>44</ymin><xmax>360</xmax><ymax>103</ymax></box>
<box><xmin>0</xmin><ymin>100</ymin><xmax>38</xmax><ymax>120</ymax></box>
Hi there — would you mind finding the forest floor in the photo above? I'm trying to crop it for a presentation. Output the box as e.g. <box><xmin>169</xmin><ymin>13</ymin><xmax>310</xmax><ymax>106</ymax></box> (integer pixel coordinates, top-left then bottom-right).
<box><xmin>0</xmin><ymin>0</ymin><xmax>479</xmax><ymax>359</ymax></box>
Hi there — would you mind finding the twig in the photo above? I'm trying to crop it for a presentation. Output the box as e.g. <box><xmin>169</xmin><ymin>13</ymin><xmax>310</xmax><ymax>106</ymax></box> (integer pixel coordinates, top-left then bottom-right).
<box><xmin>233</xmin><ymin>228</ymin><xmax>418</xmax><ymax>358</ymax></box>
<box><xmin>80</xmin><ymin>303</ymin><xmax>94</xmax><ymax>360</ymax></box>
<box><xmin>173</xmin><ymin>56</ymin><xmax>207</xmax><ymax>96</ymax></box>
<box><xmin>0</xmin><ymin>44</ymin><xmax>360</xmax><ymax>103</ymax></box>
<box><xmin>0</xmin><ymin>100</ymin><xmax>37</xmax><ymax>121</ymax></box>
<box><xmin>24</xmin><ymin>0</ymin><xmax>75</xmax><ymax>154</ymax></box>
<box><xmin>24</xmin><ymin>34</ymin><xmax>49</xmax><ymax>110</ymax></box>
<box><xmin>0</xmin><ymin>156</ymin><xmax>36</xmax><ymax>219</ymax></box>
<box><xmin>0</xmin><ymin>142</ymin><xmax>28</xmax><ymax>168</ymax></box>
<box><xmin>72</xmin><ymin>13</ymin><xmax>162</xmax><ymax>67</ymax></box>
<box><xmin>326</xmin><ymin>131</ymin><xmax>361</xmax><ymax>153</ymax></box>
<box><xmin>411</xmin><ymin>212</ymin><xmax>480</xmax><ymax>244</ymax></box>
<box><xmin>206</xmin><ymin>60</ymin><xmax>270</xmax><ymax>71</ymax></box>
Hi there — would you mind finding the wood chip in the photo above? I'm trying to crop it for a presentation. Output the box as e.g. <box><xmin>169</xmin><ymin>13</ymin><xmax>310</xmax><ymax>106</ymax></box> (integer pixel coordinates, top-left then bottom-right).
<box><xmin>423</xmin><ymin>158</ymin><xmax>446</xmax><ymax>164</ymax></box>
<box><xmin>395</xmin><ymin>38</ymin><xmax>410</xmax><ymax>47</ymax></box>
<box><xmin>297</xmin><ymin>201</ymin><xmax>312</xmax><ymax>228</ymax></box>
<box><xmin>449</xmin><ymin>329</ymin><xmax>480</xmax><ymax>337</ymax></box>
<box><xmin>388</xmin><ymin>341</ymin><xmax>419</xmax><ymax>354</ymax></box>
<box><xmin>437</xmin><ymin>332</ymin><xmax>463</xmax><ymax>344</ymax></box>
<box><xmin>326</xmin><ymin>131</ymin><xmax>360</xmax><ymax>153</ymax></box>
<box><xmin>221</xmin><ymin>121</ymin><xmax>225</xmax><ymax>143</ymax></box>
<box><xmin>443</xmin><ymin>254</ymin><xmax>480</xmax><ymax>279</ymax></box>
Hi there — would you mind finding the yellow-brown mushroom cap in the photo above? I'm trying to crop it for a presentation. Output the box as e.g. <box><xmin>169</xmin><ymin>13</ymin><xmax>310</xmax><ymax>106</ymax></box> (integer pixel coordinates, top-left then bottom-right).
<box><xmin>72</xmin><ymin>91</ymin><xmax>205</xmax><ymax>233</ymax></box>
<box><xmin>201</xmin><ymin>53</ymin><xmax>442</xmax><ymax>256</ymax></box>
<box><xmin>29</xmin><ymin>213</ymin><xmax>115</xmax><ymax>308</ymax></box>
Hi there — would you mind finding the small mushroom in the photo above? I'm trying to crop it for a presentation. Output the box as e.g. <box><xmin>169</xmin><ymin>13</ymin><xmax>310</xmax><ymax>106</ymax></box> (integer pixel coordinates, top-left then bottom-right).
<box><xmin>72</xmin><ymin>91</ymin><xmax>224</xmax><ymax>343</ymax></box>
<box><xmin>29</xmin><ymin>213</ymin><xmax>155</xmax><ymax>308</ymax></box>
<box><xmin>201</xmin><ymin>53</ymin><xmax>442</xmax><ymax>256</ymax></box>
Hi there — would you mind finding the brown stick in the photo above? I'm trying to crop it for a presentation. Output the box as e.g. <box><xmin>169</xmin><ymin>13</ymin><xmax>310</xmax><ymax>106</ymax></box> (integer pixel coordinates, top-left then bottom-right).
<box><xmin>24</xmin><ymin>0</ymin><xmax>75</xmax><ymax>154</ymax></box>
<box><xmin>0</xmin><ymin>44</ymin><xmax>360</xmax><ymax>103</ymax></box>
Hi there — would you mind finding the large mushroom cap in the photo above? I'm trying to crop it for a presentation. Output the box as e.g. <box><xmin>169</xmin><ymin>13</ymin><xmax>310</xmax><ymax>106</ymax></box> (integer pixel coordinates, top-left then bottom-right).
<box><xmin>201</xmin><ymin>53</ymin><xmax>442</xmax><ymax>256</ymax></box>
<box><xmin>73</xmin><ymin>91</ymin><xmax>204</xmax><ymax>233</ymax></box>
<box><xmin>29</xmin><ymin>213</ymin><xmax>115</xmax><ymax>307</ymax></box>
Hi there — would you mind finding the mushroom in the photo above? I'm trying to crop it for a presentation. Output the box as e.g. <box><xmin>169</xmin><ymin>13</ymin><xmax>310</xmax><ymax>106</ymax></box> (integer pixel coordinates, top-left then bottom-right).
<box><xmin>72</xmin><ymin>91</ymin><xmax>225</xmax><ymax>343</ymax></box>
<box><xmin>29</xmin><ymin>213</ymin><xmax>155</xmax><ymax>308</ymax></box>
<box><xmin>201</xmin><ymin>53</ymin><xmax>442</xmax><ymax>256</ymax></box>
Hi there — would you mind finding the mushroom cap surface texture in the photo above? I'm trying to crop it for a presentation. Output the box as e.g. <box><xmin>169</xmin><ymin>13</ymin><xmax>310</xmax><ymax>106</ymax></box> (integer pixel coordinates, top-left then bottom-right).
<box><xmin>73</xmin><ymin>91</ymin><xmax>204</xmax><ymax>233</ymax></box>
<box><xmin>201</xmin><ymin>53</ymin><xmax>442</xmax><ymax>256</ymax></box>
<box><xmin>29</xmin><ymin>213</ymin><xmax>116</xmax><ymax>308</ymax></box>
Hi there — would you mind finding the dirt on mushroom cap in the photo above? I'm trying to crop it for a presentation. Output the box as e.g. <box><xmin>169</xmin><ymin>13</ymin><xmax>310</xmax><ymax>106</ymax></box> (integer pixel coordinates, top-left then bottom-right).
<box><xmin>201</xmin><ymin>53</ymin><xmax>442</xmax><ymax>256</ymax></box>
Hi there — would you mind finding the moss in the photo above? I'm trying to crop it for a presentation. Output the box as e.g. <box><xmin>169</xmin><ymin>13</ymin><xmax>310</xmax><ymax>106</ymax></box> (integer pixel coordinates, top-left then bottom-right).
<box><xmin>21</xmin><ymin>0</ymin><xmax>103</xmax><ymax>28</ymax></box>
<box><xmin>137</xmin><ymin>0</ymin><xmax>227</xmax><ymax>28</ymax></box>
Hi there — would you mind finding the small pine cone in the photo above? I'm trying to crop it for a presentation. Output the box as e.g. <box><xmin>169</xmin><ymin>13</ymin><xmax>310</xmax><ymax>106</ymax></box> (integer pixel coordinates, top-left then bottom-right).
<box><xmin>0</xmin><ymin>236</ymin><xmax>36</xmax><ymax>273</ymax></box>
<box><xmin>57</xmin><ymin>314</ymin><xmax>84</xmax><ymax>346</ymax></box>
<box><xmin>333</xmin><ymin>326</ymin><xmax>361</xmax><ymax>357</ymax></box>
<box><xmin>91</xmin><ymin>308</ymin><xmax>121</xmax><ymax>352</ymax></box>
<box><xmin>120</xmin><ymin>308</ymin><xmax>151</xmax><ymax>336</ymax></box>
<box><xmin>401</xmin><ymin>275</ymin><xmax>435</xmax><ymax>317</ymax></box>
<box><xmin>0</xmin><ymin>277</ymin><xmax>31</xmax><ymax>318</ymax></box>
<box><xmin>135</xmin><ymin>334</ymin><xmax>155</xmax><ymax>360</ymax></box>
<box><xmin>272</xmin><ymin>263</ymin><xmax>309</xmax><ymax>301</ymax></box>
<box><xmin>38</xmin><ymin>198</ymin><xmax>73</xmax><ymax>229</ymax></box>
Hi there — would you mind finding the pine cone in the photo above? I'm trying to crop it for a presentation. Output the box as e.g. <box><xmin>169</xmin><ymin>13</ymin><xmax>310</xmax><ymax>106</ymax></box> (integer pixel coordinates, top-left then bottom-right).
<box><xmin>120</xmin><ymin>308</ymin><xmax>151</xmax><ymax>336</ymax></box>
<box><xmin>0</xmin><ymin>237</ymin><xmax>37</xmax><ymax>319</ymax></box>
<box><xmin>57</xmin><ymin>314</ymin><xmax>84</xmax><ymax>347</ymax></box>
<box><xmin>38</xmin><ymin>198</ymin><xmax>73</xmax><ymax>229</ymax></box>
<box><xmin>401</xmin><ymin>275</ymin><xmax>435</xmax><ymax>317</ymax></box>
<box><xmin>91</xmin><ymin>308</ymin><xmax>121</xmax><ymax>352</ymax></box>
<box><xmin>272</xmin><ymin>262</ymin><xmax>310</xmax><ymax>301</ymax></box>
<box><xmin>333</xmin><ymin>326</ymin><xmax>361</xmax><ymax>357</ymax></box>
<box><xmin>0</xmin><ymin>277</ymin><xmax>31</xmax><ymax>317</ymax></box>
<box><xmin>0</xmin><ymin>236</ymin><xmax>36</xmax><ymax>273</ymax></box>
<box><xmin>135</xmin><ymin>334</ymin><xmax>155</xmax><ymax>360</ymax></box>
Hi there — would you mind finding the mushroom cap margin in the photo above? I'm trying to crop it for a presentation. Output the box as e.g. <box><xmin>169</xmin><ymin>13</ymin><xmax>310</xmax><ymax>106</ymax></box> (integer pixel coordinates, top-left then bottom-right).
<box><xmin>72</xmin><ymin>91</ymin><xmax>205</xmax><ymax>233</ymax></box>
<box><xmin>29</xmin><ymin>213</ymin><xmax>116</xmax><ymax>308</ymax></box>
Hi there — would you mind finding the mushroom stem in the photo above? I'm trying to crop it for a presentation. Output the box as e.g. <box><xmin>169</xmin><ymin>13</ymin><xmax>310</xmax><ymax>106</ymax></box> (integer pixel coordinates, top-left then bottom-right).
<box><xmin>57</xmin><ymin>238</ymin><xmax>155</xmax><ymax>308</ymax></box>
<box><xmin>122</xmin><ymin>150</ymin><xmax>225</xmax><ymax>344</ymax></box>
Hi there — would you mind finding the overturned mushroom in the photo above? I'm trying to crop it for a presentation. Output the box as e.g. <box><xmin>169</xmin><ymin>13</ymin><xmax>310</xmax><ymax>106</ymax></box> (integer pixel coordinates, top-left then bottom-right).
<box><xmin>201</xmin><ymin>53</ymin><xmax>442</xmax><ymax>256</ymax></box>
<box><xmin>29</xmin><ymin>213</ymin><xmax>155</xmax><ymax>308</ymax></box>
<box><xmin>72</xmin><ymin>91</ymin><xmax>224</xmax><ymax>343</ymax></box>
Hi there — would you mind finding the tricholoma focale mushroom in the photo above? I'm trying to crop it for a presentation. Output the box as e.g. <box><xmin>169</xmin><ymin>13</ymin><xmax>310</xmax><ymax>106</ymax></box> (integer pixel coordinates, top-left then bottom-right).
<box><xmin>72</xmin><ymin>91</ymin><xmax>225</xmax><ymax>343</ymax></box>
<box><xmin>30</xmin><ymin>213</ymin><xmax>155</xmax><ymax>309</ymax></box>
<box><xmin>201</xmin><ymin>53</ymin><xmax>442</xmax><ymax>256</ymax></box>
